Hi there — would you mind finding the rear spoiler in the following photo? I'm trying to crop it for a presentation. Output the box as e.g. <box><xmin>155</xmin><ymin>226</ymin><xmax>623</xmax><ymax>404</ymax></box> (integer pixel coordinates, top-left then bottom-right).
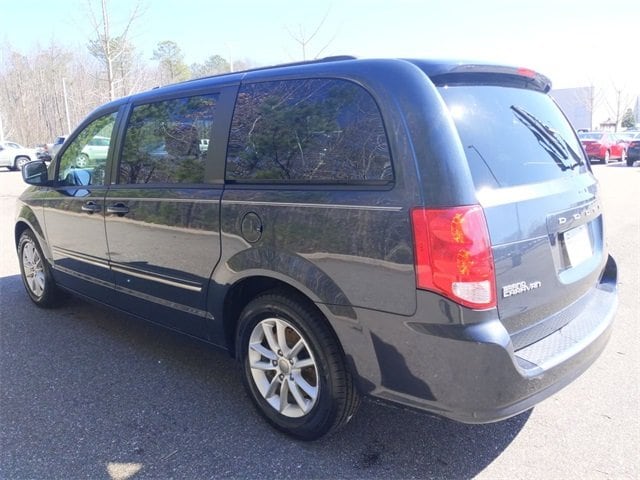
<box><xmin>409</xmin><ymin>61</ymin><xmax>552</xmax><ymax>93</ymax></box>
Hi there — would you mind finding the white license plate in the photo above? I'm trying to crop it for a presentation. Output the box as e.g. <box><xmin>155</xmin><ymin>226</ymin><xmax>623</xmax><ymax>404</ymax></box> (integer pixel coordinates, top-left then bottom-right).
<box><xmin>563</xmin><ymin>224</ymin><xmax>592</xmax><ymax>267</ymax></box>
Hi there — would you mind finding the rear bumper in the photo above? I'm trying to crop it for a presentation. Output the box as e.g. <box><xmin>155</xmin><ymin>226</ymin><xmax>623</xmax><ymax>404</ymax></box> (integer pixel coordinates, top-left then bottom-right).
<box><xmin>587</xmin><ymin>149</ymin><xmax>622</xmax><ymax>161</ymax></box>
<box><xmin>339</xmin><ymin>255</ymin><xmax>617</xmax><ymax>423</ymax></box>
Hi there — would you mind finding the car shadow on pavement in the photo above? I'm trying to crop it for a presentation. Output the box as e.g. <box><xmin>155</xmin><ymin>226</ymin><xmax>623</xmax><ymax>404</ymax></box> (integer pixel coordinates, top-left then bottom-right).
<box><xmin>0</xmin><ymin>274</ymin><xmax>529</xmax><ymax>479</ymax></box>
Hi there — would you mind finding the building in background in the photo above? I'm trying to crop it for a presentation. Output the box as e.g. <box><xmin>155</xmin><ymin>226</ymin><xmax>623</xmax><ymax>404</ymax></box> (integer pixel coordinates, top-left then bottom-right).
<box><xmin>551</xmin><ymin>86</ymin><xmax>594</xmax><ymax>131</ymax></box>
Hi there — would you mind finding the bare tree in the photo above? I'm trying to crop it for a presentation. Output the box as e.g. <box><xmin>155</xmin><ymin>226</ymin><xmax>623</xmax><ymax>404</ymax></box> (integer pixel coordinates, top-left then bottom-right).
<box><xmin>603</xmin><ymin>81</ymin><xmax>636</xmax><ymax>132</ymax></box>
<box><xmin>85</xmin><ymin>0</ymin><xmax>145</xmax><ymax>101</ymax></box>
<box><xmin>0</xmin><ymin>42</ymin><xmax>77</xmax><ymax>145</ymax></box>
<box><xmin>0</xmin><ymin>39</ymin><xmax>144</xmax><ymax>146</ymax></box>
<box><xmin>0</xmin><ymin>28</ymin><xmax>253</xmax><ymax>147</ymax></box>
<box><xmin>285</xmin><ymin>10</ymin><xmax>337</xmax><ymax>61</ymax></box>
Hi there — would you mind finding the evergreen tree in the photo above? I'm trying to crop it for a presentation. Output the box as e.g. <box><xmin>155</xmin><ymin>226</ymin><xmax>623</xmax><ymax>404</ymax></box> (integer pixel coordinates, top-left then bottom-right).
<box><xmin>621</xmin><ymin>108</ymin><xmax>636</xmax><ymax>129</ymax></box>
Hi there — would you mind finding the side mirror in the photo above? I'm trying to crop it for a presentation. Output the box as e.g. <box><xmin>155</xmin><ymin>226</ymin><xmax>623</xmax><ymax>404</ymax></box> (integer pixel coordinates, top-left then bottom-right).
<box><xmin>22</xmin><ymin>160</ymin><xmax>51</xmax><ymax>186</ymax></box>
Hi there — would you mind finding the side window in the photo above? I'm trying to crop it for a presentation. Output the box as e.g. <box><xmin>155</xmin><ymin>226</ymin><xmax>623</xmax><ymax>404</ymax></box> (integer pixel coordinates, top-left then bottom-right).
<box><xmin>120</xmin><ymin>94</ymin><xmax>218</xmax><ymax>185</ymax></box>
<box><xmin>57</xmin><ymin>112</ymin><xmax>117</xmax><ymax>186</ymax></box>
<box><xmin>226</xmin><ymin>79</ymin><xmax>392</xmax><ymax>183</ymax></box>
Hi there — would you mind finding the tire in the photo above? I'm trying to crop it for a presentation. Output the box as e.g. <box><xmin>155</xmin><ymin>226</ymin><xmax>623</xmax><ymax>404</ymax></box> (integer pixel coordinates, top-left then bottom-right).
<box><xmin>627</xmin><ymin>157</ymin><xmax>635</xmax><ymax>167</ymax></box>
<box><xmin>15</xmin><ymin>156</ymin><xmax>31</xmax><ymax>171</ymax></box>
<box><xmin>620</xmin><ymin>149</ymin><xmax>626</xmax><ymax>164</ymax></box>
<box><xmin>603</xmin><ymin>150</ymin><xmax>610</xmax><ymax>164</ymax></box>
<box><xmin>17</xmin><ymin>230</ymin><xmax>61</xmax><ymax>308</ymax></box>
<box><xmin>76</xmin><ymin>153</ymin><xmax>89</xmax><ymax>167</ymax></box>
<box><xmin>236</xmin><ymin>290</ymin><xmax>360</xmax><ymax>440</ymax></box>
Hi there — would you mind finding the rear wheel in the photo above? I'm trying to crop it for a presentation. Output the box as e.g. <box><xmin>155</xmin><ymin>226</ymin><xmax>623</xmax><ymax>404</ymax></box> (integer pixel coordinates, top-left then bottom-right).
<box><xmin>236</xmin><ymin>290</ymin><xmax>359</xmax><ymax>440</ymax></box>
<box><xmin>603</xmin><ymin>150</ymin><xmax>610</xmax><ymax>164</ymax></box>
<box><xmin>620</xmin><ymin>149</ymin><xmax>626</xmax><ymax>164</ymax></box>
<box><xmin>18</xmin><ymin>230</ymin><xmax>61</xmax><ymax>308</ymax></box>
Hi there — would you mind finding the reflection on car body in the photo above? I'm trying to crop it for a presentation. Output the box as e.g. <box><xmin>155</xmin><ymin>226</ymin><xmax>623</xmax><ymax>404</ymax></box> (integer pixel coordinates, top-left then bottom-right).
<box><xmin>578</xmin><ymin>131</ymin><xmax>626</xmax><ymax>164</ymax></box>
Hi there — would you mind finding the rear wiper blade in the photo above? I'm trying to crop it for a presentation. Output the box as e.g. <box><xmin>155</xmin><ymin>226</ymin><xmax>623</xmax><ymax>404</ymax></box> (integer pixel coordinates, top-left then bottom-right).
<box><xmin>510</xmin><ymin>105</ymin><xmax>582</xmax><ymax>170</ymax></box>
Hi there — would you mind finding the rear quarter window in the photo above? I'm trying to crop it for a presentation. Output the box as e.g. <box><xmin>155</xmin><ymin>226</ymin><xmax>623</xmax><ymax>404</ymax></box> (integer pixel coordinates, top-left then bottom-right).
<box><xmin>226</xmin><ymin>78</ymin><xmax>392</xmax><ymax>184</ymax></box>
<box><xmin>439</xmin><ymin>86</ymin><xmax>588</xmax><ymax>190</ymax></box>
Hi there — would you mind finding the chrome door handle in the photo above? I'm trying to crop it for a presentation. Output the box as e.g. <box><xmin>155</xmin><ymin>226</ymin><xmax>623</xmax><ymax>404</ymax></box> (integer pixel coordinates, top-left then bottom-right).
<box><xmin>106</xmin><ymin>203</ymin><xmax>130</xmax><ymax>216</ymax></box>
<box><xmin>81</xmin><ymin>201</ymin><xmax>101</xmax><ymax>213</ymax></box>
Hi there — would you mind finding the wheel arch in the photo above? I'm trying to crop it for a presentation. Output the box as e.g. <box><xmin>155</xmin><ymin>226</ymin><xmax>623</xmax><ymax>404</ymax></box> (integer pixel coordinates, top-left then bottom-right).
<box><xmin>14</xmin><ymin>210</ymin><xmax>50</xmax><ymax>261</ymax></box>
<box><xmin>220</xmin><ymin>275</ymin><xmax>352</xmax><ymax>365</ymax></box>
<box><xmin>14</xmin><ymin>221</ymin><xmax>30</xmax><ymax>247</ymax></box>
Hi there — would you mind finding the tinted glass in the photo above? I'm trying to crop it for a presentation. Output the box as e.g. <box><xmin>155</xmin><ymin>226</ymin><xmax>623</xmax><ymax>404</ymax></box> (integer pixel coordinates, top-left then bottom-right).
<box><xmin>439</xmin><ymin>86</ymin><xmax>588</xmax><ymax>190</ymax></box>
<box><xmin>226</xmin><ymin>79</ymin><xmax>392</xmax><ymax>183</ymax></box>
<box><xmin>57</xmin><ymin>112</ymin><xmax>117</xmax><ymax>186</ymax></box>
<box><xmin>120</xmin><ymin>94</ymin><xmax>218</xmax><ymax>184</ymax></box>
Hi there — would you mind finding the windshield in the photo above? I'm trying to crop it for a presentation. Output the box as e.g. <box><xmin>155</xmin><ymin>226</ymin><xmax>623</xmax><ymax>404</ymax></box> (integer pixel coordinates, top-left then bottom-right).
<box><xmin>616</xmin><ymin>133</ymin><xmax>635</xmax><ymax>141</ymax></box>
<box><xmin>439</xmin><ymin>85</ymin><xmax>588</xmax><ymax>190</ymax></box>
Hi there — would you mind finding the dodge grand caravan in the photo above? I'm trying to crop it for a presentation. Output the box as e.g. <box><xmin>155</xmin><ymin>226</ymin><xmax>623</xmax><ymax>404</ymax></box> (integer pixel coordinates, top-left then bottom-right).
<box><xmin>15</xmin><ymin>57</ymin><xmax>618</xmax><ymax>440</ymax></box>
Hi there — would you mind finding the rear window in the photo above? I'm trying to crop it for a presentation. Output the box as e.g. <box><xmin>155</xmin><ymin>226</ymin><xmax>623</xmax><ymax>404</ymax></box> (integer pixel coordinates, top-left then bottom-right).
<box><xmin>439</xmin><ymin>86</ymin><xmax>588</xmax><ymax>190</ymax></box>
<box><xmin>578</xmin><ymin>132</ymin><xmax>601</xmax><ymax>140</ymax></box>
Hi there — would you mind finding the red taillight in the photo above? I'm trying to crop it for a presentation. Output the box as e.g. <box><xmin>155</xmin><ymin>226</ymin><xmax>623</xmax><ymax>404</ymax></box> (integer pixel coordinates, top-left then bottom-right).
<box><xmin>411</xmin><ymin>206</ymin><xmax>496</xmax><ymax>309</ymax></box>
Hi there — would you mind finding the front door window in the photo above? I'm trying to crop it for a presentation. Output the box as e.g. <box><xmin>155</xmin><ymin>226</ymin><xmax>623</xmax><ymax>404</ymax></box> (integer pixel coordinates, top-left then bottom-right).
<box><xmin>57</xmin><ymin>112</ymin><xmax>117</xmax><ymax>187</ymax></box>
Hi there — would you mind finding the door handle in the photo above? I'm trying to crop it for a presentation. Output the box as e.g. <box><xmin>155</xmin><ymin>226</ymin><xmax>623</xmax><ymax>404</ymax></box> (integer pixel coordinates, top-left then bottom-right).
<box><xmin>81</xmin><ymin>201</ymin><xmax>101</xmax><ymax>214</ymax></box>
<box><xmin>106</xmin><ymin>203</ymin><xmax>130</xmax><ymax>216</ymax></box>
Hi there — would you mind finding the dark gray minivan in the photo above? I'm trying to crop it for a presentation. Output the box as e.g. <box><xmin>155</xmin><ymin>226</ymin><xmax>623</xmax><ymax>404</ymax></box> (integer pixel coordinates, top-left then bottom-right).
<box><xmin>16</xmin><ymin>57</ymin><xmax>617</xmax><ymax>439</ymax></box>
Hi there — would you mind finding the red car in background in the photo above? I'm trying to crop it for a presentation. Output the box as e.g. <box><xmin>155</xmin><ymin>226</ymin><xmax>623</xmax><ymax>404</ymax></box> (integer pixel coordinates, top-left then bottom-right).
<box><xmin>578</xmin><ymin>131</ymin><xmax>627</xmax><ymax>164</ymax></box>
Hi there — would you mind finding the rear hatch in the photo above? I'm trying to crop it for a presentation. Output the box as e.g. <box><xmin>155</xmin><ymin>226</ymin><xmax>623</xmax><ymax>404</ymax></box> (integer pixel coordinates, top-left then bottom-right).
<box><xmin>580</xmin><ymin>140</ymin><xmax>600</xmax><ymax>155</ymax></box>
<box><xmin>627</xmin><ymin>139</ymin><xmax>640</xmax><ymax>155</ymax></box>
<box><xmin>429</xmin><ymin>66</ymin><xmax>607</xmax><ymax>349</ymax></box>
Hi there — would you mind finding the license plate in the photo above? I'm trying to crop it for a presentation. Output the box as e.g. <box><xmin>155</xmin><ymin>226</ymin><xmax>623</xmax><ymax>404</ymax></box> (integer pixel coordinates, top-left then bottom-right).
<box><xmin>563</xmin><ymin>224</ymin><xmax>592</xmax><ymax>267</ymax></box>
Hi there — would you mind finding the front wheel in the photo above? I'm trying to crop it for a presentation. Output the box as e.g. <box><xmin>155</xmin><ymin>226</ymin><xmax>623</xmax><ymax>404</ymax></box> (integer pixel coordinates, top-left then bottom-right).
<box><xmin>18</xmin><ymin>230</ymin><xmax>61</xmax><ymax>308</ymax></box>
<box><xmin>236</xmin><ymin>291</ymin><xmax>359</xmax><ymax>440</ymax></box>
<box><xmin>620</xmin><ymin>149</ymin><xmax>626</xmax><ymax>164</ymax></box>
<box><xmin>603</xmin><ymin>150</ymin><xmax>611</xmax><ymax>164</ymax></box>
<box><xmin>14</xmin><ymin>156</ymin><xmax>31</xmax><ymax>171</ymax></box>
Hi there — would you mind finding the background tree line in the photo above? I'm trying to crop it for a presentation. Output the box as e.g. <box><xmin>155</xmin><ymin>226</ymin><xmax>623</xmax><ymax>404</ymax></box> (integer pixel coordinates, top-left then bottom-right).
<box><xmin>0</xmin><ymin>0</ymin><xmax>337</xmax><ymax>149</ymax></box>
<box><xmin>0</xmin><ymin>38</ymin><xmax>244</xmax><ymax>148</ymax></box>
<box><xmin>0</xmin><ymin>0</ymin><xmax>251</xmax><ymax>149</ymax></box>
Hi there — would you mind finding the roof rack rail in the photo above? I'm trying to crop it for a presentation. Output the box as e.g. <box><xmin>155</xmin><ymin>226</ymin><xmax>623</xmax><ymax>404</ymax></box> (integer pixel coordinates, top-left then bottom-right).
<box><xmin>174</xmin><ymin>55</ymin><xmax>357</xmax><ymax>86</ymax></box>
<box><xmin>230</xmin><ymin>55</ymin><xmax>357</xmax><ymax>76</ymax></box>
<box><xmin>262</xmin><ymin>55</ymin><xmax>358</xmax><ymax>70</ymax></box>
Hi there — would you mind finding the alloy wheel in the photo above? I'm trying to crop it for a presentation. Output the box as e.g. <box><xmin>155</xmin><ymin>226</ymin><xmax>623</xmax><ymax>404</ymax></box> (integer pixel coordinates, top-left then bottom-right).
<box><xmin>22</xmin><ymin>239</ymin><xmax>46</xmax><ymax>298</ymax></box>
<box><xmin>247</xmin><ymin>317</ymin><xmax>319</xmax><ymax>418</ymax></box>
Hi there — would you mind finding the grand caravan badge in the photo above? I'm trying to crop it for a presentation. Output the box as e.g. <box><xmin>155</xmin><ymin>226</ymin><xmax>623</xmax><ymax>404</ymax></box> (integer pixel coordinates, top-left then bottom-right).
<box><xmin>502</xmin><ymin>280</ymin><xmax>542</xmax><ymax>298</ymax></box>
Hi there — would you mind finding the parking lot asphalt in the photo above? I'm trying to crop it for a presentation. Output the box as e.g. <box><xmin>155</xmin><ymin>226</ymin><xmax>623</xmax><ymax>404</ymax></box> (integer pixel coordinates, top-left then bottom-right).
<box><xmin>0</xmin><ymin>163</ymin><xmax>638</xmax><ymax>479</ymax></box>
